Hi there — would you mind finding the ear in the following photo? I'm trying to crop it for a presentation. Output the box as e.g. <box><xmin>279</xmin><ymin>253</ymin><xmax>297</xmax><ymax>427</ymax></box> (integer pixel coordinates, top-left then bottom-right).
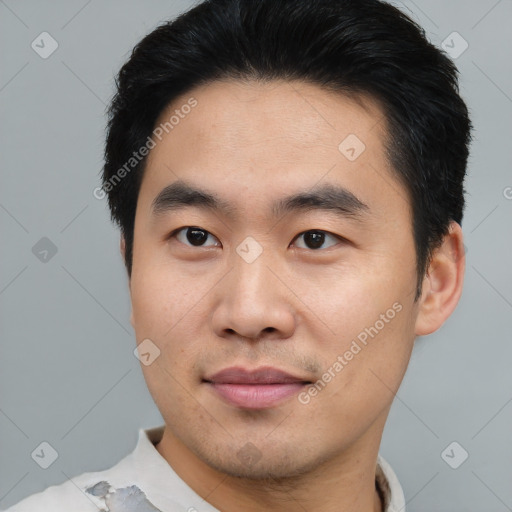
<box><xmin>120</xmin><ymin>235</ymin><xmax>135</xmax><ymax>328</ymax></box>
<box><xmin>120</xmin><ymin>235</ymin><xmax>126</xmax><ymax>260</ymax></box>
<box><xmin>414</xmin><ymin>221</ymin><xmax>465</xmax><ymax>336</ymax></box>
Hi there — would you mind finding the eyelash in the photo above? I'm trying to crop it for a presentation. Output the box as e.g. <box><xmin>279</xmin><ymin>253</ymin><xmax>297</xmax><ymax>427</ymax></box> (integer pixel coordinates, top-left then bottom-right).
<box><xmin>168</xmin><ymin>226</ymin><xmax>345</xmax><ymax>251</ymax></box>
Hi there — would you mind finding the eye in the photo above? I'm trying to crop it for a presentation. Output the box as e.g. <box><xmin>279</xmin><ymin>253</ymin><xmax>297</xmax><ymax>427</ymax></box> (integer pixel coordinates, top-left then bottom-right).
<box><xmin>293</xmin><ymin>230</ymin><xmax>342</xmax><ymax>250</ymax></box>
<box><xmin>172</xmin><ymin>226</ymin><xmax>221</xmax><ymax>247</ymax></box>
<box><xmin>169</xmin><ymin>227</ymin><xmax>343</xmax><ymax>250</ymax></box>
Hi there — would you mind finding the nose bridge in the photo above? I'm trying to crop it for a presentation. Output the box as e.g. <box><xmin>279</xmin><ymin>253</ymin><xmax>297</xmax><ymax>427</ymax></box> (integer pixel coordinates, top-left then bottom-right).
<box><xmin>211</xmin><ymin>239</ymin><xmax>296</xmax><ymax>340</ymax></box>
<box><xmin>229</xmin><ymin>242</ymin><xmax>273</xmax><ymax>309</ymax></box>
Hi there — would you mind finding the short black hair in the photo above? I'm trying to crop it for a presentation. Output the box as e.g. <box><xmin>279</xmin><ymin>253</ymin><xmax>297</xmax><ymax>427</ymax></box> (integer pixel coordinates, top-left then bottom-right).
<box><xmin>102</xmin><ymin>0</ymin><xmax>471</xmax><ymax>300</ymax></box>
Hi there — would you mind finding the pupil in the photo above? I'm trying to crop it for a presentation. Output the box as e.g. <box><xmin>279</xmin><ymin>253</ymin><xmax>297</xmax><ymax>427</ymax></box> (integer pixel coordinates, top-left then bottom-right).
<box><xmin>187</xmin><ymin>228</ymin><xmax>208</xmax><ymax>246</ymax></box>
<box><xmin>305</xmin><ymin>231</ymin><xmax>324</xmax><ymax>249</ymax></box>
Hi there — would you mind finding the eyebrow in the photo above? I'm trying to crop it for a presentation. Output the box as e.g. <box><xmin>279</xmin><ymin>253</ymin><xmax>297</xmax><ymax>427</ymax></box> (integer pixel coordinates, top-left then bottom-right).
<box><xmin>151</xmin><ymin>180</ymin><xmax>370</xmax><ymax>222</ymax></box>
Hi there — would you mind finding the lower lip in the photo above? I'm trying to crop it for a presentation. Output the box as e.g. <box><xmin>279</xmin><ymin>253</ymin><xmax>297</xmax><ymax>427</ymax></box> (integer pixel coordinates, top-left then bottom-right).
<box><xmin>206</xmin><ymin>382</ymin><xmax>306</xmax><ymax>409</ymax></box>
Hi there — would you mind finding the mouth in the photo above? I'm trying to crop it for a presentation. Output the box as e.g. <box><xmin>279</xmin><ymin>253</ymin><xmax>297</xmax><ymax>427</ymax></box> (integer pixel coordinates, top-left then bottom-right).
<box><xmin>203</xmin><ymin>366</ymin><xmax>312</xmax><ymax>409</ymax></box>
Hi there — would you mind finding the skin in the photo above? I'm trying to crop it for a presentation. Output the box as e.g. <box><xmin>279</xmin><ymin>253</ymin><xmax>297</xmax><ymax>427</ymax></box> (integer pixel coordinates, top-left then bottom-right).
<box><xmin>121</xmin><ymin>79</ymin><xmax>465</xmax><ymax>512</ymax></box>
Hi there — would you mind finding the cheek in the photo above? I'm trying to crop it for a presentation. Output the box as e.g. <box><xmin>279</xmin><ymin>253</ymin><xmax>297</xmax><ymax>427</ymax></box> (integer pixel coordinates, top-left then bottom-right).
<box><xmin>130</xmin><ymin>257</ymin><xmax>196</xmax><ymax>337</ymax></box>
<box><xmin>130</xmin><ymin>258</ymin><xmax>207</xmax><ymax>375</ymax></box>
<box><xmin>289</xmin><ymin>261</ymin><xmax>403</xmax><ymax>335</ymax></box>
<box><xmin>307</xmin><ymin>309</ymin><xmax>414</xmax><ymax>442</ymax></box>
<box><xmin>302</xmin><ymin>267</ymin><xmax>415</xmax><ymax>405</ymax></box>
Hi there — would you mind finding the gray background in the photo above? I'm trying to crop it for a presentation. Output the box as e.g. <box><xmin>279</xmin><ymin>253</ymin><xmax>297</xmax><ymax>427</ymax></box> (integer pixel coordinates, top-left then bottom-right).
<box><xmin>1</xmin><ymin>0</ymin><xmax>511</xmax><ymax>510</ymax></box>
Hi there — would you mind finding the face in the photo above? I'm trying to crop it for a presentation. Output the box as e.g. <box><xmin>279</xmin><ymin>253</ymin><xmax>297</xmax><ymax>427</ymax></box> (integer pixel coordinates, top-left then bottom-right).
<box><xmin>128</xmin><ymin>80</ymin><xmax>421</xmax><ymax>479</ymax></box>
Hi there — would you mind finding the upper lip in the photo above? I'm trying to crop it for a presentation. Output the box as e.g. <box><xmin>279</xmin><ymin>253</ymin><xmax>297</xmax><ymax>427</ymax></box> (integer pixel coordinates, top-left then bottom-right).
<box><xmin>204</xmin><ymin>366</ymin><xmax>311</xmax><ymax>384</ymax></box>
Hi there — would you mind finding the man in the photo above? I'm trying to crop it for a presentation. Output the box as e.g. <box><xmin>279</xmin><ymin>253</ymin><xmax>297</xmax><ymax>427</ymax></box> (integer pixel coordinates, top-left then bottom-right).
<box><xmin>6</xmin><ymin>0</ymin><xmax>470</xmax><ymax>510</ymax></box>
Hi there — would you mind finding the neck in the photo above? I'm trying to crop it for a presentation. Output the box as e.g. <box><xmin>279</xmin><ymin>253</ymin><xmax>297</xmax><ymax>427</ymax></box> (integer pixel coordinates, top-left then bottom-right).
<box><xmin>155</xmin><ymin>415</ymin><xmax>387</xmax><ymax>512</ymax></box>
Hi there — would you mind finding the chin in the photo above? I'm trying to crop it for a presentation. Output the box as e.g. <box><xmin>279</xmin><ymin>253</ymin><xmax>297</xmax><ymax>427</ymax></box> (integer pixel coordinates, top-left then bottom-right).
<box><xmin>194</xmin><ymin>440</ymin><xmax>323</xmax><ymax>482</ymax></box>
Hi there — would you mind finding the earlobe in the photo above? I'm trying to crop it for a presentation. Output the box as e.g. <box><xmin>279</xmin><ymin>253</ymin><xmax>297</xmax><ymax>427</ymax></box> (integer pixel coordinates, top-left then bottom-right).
<box><xmin>414</xmin><ymin>221</ymin><xmax>465</xmax><ymax>336</ymax></box>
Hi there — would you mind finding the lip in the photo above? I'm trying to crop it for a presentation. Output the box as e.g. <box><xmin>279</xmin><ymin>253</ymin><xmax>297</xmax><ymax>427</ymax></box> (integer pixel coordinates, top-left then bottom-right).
<box><xmin>203</xmin><ymin>366</ymin><xmax>311</xmax><ymax>409</ymax></box>
<box><xmin>204</xmin><ymin>366</ymin><xmax>309</xmax><ymax>384</ymax></box>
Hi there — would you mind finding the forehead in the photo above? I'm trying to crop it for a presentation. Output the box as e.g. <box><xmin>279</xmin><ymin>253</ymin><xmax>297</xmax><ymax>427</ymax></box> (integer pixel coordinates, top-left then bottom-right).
<box><xmin>153</xmin><ymin>79</ymin><xmax>387</xmax><ymax>158</ymax></box>
<box><xmin>139</xmin><ymin>79</ymin><xmax>410</xmax><ymax>224</ymax></box>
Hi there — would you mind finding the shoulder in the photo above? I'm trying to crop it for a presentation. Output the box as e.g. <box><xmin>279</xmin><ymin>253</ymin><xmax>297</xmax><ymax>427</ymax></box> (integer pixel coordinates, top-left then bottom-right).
<box><xmin>2</xmin><ymin>473</ymin><xmax>109</xmax><ymax>511</ymax></box>
<box><xmin>3</xmin><ymin>451</ymin><xmax>137</xmax><ymax>512</ymax></box>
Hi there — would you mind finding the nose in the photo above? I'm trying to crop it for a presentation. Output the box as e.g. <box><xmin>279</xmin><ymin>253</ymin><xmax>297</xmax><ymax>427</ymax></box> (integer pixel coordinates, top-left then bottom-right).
<box><xmin>211</xmin><ymin>249</ymin><xmax>297</xmax><ymax>342</ymax></box>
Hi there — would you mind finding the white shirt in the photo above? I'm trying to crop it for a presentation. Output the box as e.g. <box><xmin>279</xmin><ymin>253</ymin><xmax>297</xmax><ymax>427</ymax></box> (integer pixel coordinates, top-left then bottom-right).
<box><xmin>4</xmin><ymin>425</ymin><xmax>406</xmax><ymax>511</ymax></box>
